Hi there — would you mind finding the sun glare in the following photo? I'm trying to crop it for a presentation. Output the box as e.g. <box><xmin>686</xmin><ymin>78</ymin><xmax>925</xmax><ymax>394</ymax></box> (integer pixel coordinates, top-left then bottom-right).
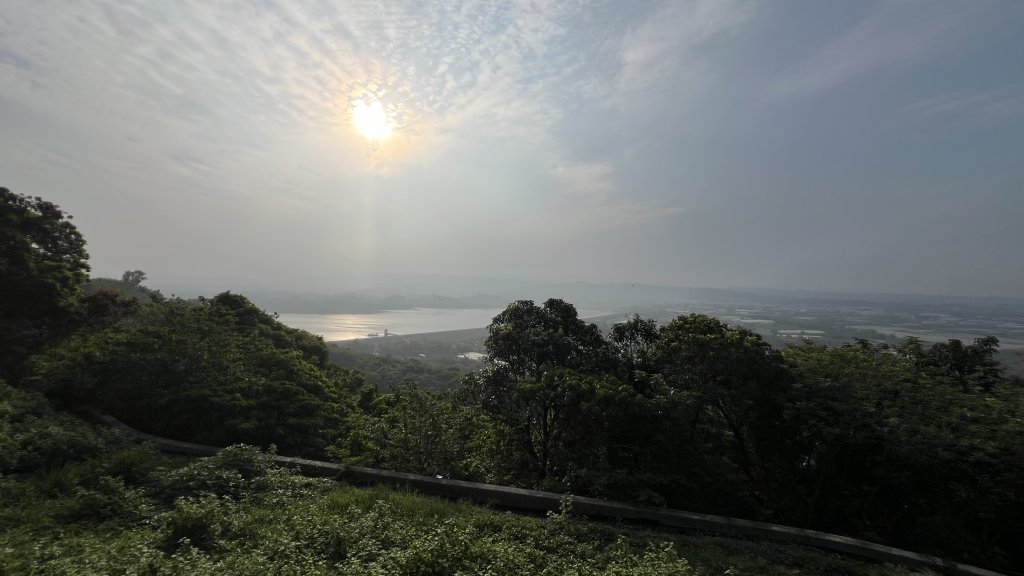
<box><xmin>352</xmin><ymin>99</ymin><xmax>392</xmax><ymax>141</ymax></box>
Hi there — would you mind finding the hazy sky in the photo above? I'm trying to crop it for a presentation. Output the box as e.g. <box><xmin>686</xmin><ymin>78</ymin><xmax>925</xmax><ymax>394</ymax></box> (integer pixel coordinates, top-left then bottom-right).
<box><xmin>2</xmin><ymin>0</ymin><xmax>1022</xmax><ymax>297</ymax></box>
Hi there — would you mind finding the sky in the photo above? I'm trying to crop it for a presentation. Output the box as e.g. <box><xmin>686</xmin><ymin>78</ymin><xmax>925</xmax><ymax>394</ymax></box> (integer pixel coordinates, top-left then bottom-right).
<box><xmin>2</xmin><ymin>0</ymin><xmax>1023</xmax><ymax>298</ymax></box>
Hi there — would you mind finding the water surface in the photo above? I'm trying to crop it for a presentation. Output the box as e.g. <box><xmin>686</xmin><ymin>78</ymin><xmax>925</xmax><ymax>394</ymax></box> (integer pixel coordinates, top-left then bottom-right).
<box><xmin>279</xmin><ymin>307</ymin><xmax>608</xmax><ymax>341</ymax></box>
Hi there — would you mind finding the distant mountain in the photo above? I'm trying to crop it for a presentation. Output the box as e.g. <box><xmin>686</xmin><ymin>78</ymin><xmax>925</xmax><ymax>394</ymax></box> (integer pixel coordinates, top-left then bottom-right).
<box><xmin>245</xmin><ymin>291</ymin><xmax>510</xmax><ymax>314</ymax></box>
<box><xmin>172</xmin><ymin>276</ymin><xmax>1024</xmax><ymax>316</ymax></box>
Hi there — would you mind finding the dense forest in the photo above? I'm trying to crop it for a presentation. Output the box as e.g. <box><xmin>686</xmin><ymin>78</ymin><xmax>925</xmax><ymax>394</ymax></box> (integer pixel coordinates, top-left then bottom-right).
<box><xmin>2</xmin><ymin>187</ymin><xmax>1022</xmax><ymax>573</ymax></box>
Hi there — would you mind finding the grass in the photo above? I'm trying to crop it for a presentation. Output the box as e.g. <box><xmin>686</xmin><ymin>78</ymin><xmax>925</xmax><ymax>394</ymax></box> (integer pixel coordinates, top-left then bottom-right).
<box><xmin>0</xmin><ymin>461</ymin><xmax>940</xmax><ymax>576</ymax></box>
<box><xmin>0</xmin><ymin>381</ymin><xmax>945</xmax><ymax>576</ymax></box>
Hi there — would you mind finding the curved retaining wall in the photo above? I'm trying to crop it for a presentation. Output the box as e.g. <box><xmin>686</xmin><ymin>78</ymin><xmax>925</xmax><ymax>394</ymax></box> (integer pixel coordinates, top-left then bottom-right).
<box><xmin>97</xmin><ymin>414</ymin><xmax>1005</xmax><ymax>576</ymax></box>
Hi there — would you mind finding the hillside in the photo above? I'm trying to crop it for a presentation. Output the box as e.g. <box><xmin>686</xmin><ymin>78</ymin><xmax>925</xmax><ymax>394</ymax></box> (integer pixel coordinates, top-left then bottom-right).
<box><xmin>3</xmin><ymin>190</ymin><xmax>1020</xmax><ymax>574</ymax></box>
<box><xmin>0</xmin><ymin>386</ymin><xmax>936</xmax><ymax>575</ymax></box>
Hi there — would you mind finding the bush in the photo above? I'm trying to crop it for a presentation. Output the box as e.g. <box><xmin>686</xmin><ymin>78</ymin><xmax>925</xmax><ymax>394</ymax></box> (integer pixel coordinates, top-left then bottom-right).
<box><xmin>60</xmin><ymin>476</ymin><xmax>153</xmax><ymax>523</ymax></box>
<box><xmin>0</xmin><ymin>380</ymin><xmax>112</xmax><ymax>474</ymax></box>
<box><xmin>32</xmin><ymin>295</ymin><xmax>355</xmax><ymax>458</ymax></box>
<box><xmin>32</xmin><ymin>461</ymin><xmax>84</xmax><ymax>496</ymax></box>
<box><xmin>161</xmin><ymin>495</ymin><xmax>229</xmax><ymax>552</ymax></box>
<box><xmin>100</xmin><ymin>445</ymin><xmax>161</xmax><ymax>485</ymax></box>
<box><xmin>207</xmin><ymin>443</ymin><xmax>277</xmax><ymax>480</ymax></box>
<box><xmin>161</xmin><ymin>444</ymin><xmax>278</xmax><ymax>499</ymax></box>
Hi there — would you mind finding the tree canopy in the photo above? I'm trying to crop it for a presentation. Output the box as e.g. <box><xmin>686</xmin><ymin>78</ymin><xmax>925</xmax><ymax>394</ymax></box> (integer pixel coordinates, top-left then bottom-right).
<box><xmin>0</xmin><ymin>188</ymin><xmax>90</xmax><ymax>381</ymax></box>
<box><xmin>34</xmin><ymin>293</ymin><xmax>364</xmax><ymax>457</ymax></box>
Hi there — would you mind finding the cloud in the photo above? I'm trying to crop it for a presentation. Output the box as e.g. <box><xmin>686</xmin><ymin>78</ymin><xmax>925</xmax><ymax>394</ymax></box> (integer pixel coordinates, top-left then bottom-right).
<box><xmin>573</xmin><ymin>201</ymin><xmax>684</xmax><ymax>231</ymax></box>
<box><xmin>551</xmin><ymin>161</ymin><xmax>615</xmax><ymax>196</ymax></box>
<box><xmin>0</xmin><ymin>0</ymin><xmax>608</xmax><ymax>155</ymax></box>
<box><xmin>904</xmin><ymin>88</ymin><xmax>1024</xmax><ymax>121</ymax></box>
<box><xmin>770</xmin><ymin>0</ymin><xmax>992</xmax><ymax>100</ymax></box>
<box><xmin>614</xmin><ymin>0</ymin><xmax>754</xmax><ymax>108</ymax></box>
<box><xmin>515</xmin><ymin>199</ymin><xmax>685</xmax><ymax>247</ymax></box>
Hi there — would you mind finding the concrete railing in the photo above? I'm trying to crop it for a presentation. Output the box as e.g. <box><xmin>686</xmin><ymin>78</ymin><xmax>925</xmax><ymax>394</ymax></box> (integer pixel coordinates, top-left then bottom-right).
<box><xmin>97</xmin><ymin>414</ymin><xmax>1005</xmax><ymax>576</ymax></box>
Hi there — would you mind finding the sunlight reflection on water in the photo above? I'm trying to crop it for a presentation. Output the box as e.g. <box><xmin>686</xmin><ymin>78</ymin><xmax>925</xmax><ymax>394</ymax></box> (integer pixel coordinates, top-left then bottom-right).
<box><xmin>277</xmin><ymin>308</ymin><xmax>608</xmax><ymax>341</ymax></box>
<box><xmin>277</xmin><ymin>308</ymin><xmax>503</xmax><ymax>341</ymax></box>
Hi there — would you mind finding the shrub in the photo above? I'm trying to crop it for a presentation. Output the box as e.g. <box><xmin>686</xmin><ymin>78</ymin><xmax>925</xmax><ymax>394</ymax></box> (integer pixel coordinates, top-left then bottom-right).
<box><xmin>161</xmin><ymin>444</ymin><xmax>278</xmax><ymax>499</ymax></box>
<box><xmin>161</xmin><ymin>495</ymin><xmax>229</xmax><ymax>552</ymax></box>
<box><xmin>60</xmin><ymin>476</ymin><xmax>153</xmax><ymax>523</ymax></box>
<box><xmin>207</xmin><ymin>443</ymin><xmax>277</xmax><ymax>480</ymax></box>
<box><xmin>101</xmin><ymin>445</ymin><xmax>161</xmax><ymax>485</ymax></box>
<box><xmin>33</xmin><ymin>461</ymin><xmax>84</xmax><ymax>496</ymax></box>
<box><xmin>0</xmin><ymin>380</ymin><xmax>112</xmax><ymax>474</ymax></box>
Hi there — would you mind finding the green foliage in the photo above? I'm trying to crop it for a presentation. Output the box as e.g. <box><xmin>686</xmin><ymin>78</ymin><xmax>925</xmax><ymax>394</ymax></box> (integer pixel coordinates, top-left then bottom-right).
<box><xmin>82</xmin><ymin>274</ymin><xmax>162</xmax><ymax>305</ymax></box>
<box><xmin>79</xmin><ymin>272</ymin><xmax>162</xmax><ymax>330</ymax></box>
<box><xmin>328</xmin><ymin>346</ymin><xmax>468</xmax><ymax>392</ymax></box>
<box><xmin>452</xmin><ymin>306</ymin><xmax>1024</xmax><ymax>570</ymax></box>
<box><xmin>61</xmin><ymin>476</ymin><xmax>153</xmax><ymax>523</ymax></box>
<box><xmin>0</xmin><ymin>401</ymin><xmax>938</xmax><ymax>576</ymax></box>
<box><xmin>652</xmin><ymin>314</ymin><xmax>791</xmax><ymax>512</ymax></box>
<box><xmin>0</xmin><ymin>188</ymin><xmax>90</xmax><ymax>381</ymax></box>
<box><xmin>6</xmin><ymin>195</ymin><xmax>986</xmax><ymax>572</ymax></box>
<box><xmin>161</xmin><ymin>444</ymin><xmax>278</xmax><ymax>499</ymax></box>
<box><xmin>120</xmin><ymin>269</ymin><xmax>147</xmax><ymax>288</ymax></box>
<box><xmin>996</xmin><ymin>348</ymin><xmax>1024</xmax><ymax>380</ymax></box>
<box><xmin>5</xmin><ymin>200</ymin><xmax>1018</xmax><ymax>575</ymax></box>
<box><xmin>918</xmin><ymin>336</ymin><xmax>1003</xmax><ymax>392</ymax></box>
<box><xmin>610</xmin><ymin>314</ymin><xmax>660</xmax><ymax>377</ymax></box>
<box><xmin>0</xmin><ymin>380</ymin><xmax>111</xmax><ymax>474</ymax></box>
<box><xmin>207</xmin><ymin>291</ymin><xmax>330</xmax><ymax>366</ymax></box>
<box><xmin>32</xmin><ymin>294</ymin><xmax>359</xmax><ymax>457</ymax></box>
<box><xmin>32</xmin><ymin>461</ymin><xmax>85</xmax><ymax>496</ymax></box>
<box><xmin>783</xmin><ymin>341</ymin><xmax>1024</xmax><ymax>567</ymax></box>
<box><xmin>161</xmin><ymin>494</ymin><xmax>230</xmax><ymax>551</ymax></box>
<box><xmin>485</xmin><ymin>298</ymin><xmax>612</xmax><ymax>382</ymax></box>
<box><xmin>334</xmin><ymin>383</ymin><xmax>486</xmax><ymax>479</ymax></box>
<box><xmin>101</xmin><ymin>445</ymin><xmax>161</xmax><ymax>485</ymax></box>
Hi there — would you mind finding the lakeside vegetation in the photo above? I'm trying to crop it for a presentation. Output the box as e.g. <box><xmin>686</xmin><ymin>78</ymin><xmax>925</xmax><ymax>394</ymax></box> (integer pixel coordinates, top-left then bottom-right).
<box><xmin>3</xmin><ymin>187</ymin><xmax>1022</xmax><ymax>573</ymax></box>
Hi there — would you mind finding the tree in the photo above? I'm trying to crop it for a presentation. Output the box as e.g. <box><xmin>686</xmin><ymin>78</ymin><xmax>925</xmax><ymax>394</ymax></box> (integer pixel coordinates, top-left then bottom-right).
<box><xmin>783</xmin><ymin>340</ymin><xmax>1024</xmax><ymax>567</ymax></box>
<box><xmin>0</xmin><ymin>188</ymin><xmax>89</xmax><ymax>381</ymax></box>
<box><xmin>461</xmin><ymin>366</ymin><xmax>616</xmax><ymax>487</ymax></box>
<box><xmin>782</xmin><ymin>342</ymin><xmax>913</xmax><ymax>529</ymax></box>
<box><xmin>33</xmin><ymin>294</ymin><xmax>357</xmax><ymax>457</ymax></box>
<box><xmin>120</xmin><ymin>270</ymin><xmax>147</xmax><ymax>288</ymax></box>
<box><xmin>925</xmin><ymin>336</ymin><xmax>1003</xmax><ymax>393</ymax></box>
<box><xmin>335</xmin><ymin>383</ymin><xmax>483</xmax><ymax>479</ymax></box>
<box><xmin>463</xmin><ymin>300</ymin><xmax>615</xmax><ymax>486</ymax></box>
<box><xmin>610</xmin><ymin>314</ymin><xmax>660</xmax><ymax>389</ymax></box>
<box><xmin>484</xmin><ymin>299</ymin><xmax>610</xmax><ymax>382</ymax></box>
<box><xmin>652</xmin><ymin>314</ymin><xmax>790</xmax><ymax>511</ymax></box>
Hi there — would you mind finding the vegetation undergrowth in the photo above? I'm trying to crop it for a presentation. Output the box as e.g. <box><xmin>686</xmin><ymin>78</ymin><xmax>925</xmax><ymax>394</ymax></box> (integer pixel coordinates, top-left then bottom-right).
<box><xmin>0</xmin><ymin>381</ymin><xmax>938</xmax><ymax>576</ymax></box>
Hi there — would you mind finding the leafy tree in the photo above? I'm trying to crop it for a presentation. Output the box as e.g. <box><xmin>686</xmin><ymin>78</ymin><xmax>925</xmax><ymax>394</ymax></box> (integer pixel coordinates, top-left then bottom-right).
<box><xmin>610</xmin><ymin>314</ymin><xmax>661</xmax><ymax>392</ymax></box>
<box><xmin>205</xmin><ymin>291</ymin><xmax>329</xmax><ymax>368</ymax></box>
<box><xmin>120</xmin><ymin>269</ymin><xmax>147</xmax><ymax>288</ymax></box>
<box><xmin>32</xmin><ymin>294</ymin><xmax>358</xmax><ymax>457</ymax></box>
<box><xmin>334</xmin><ymin>383</ymin><xmax>484</xmax><ymax>479</ymax></box>
<box><xmin>896</xmin><ymin>336</ymin><xmax>1005</xmax><ymax>393</ymax></box>
<box><xmin>924</xmin><ymin>336</ymin><xmax>1003</xmax><ymax>393</ymax></box>
<box><xmin>484</xmin><ymin>299</ymin><xmax>611</xmax><ymax>382</ymax></box>
<box><xmin>328</xmin><ymin>347</ymin><xmax>467</xmax><ymax>392</ymax></box>
<box><xmin>78</xmin><ymin>289</ymin><xmax>142</xmax><ymax>328</ymax></box>
<box><xmin>0</xmin><ymin>188</ymin><xmax>89</xmax><ymax>381</ymax></box>
<box><xmin>461</xmin><ymin>301</ymin><xmax>618</xmax><ymax>486</ymax></box>
<box><xmin>652</xmin><ymin>314</ymin><xmax>791</xmax><ymax>512</ymax></box>
<box><xmin>783</xmin><ymin>341</ymin><xmax>1024</xmax><ymax>567</ymax></box>
<box><xmin>782</xmin><ymin>343</ymin><xmax>914</xmax><ymax>529</ymax></box>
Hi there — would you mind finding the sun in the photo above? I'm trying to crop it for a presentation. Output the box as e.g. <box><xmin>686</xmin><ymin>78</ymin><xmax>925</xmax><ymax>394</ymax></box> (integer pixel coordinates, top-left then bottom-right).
<box><xmin>352</xmin><ymin>99</ymin><xmax>392</xmax><ymax>141</ymax></box>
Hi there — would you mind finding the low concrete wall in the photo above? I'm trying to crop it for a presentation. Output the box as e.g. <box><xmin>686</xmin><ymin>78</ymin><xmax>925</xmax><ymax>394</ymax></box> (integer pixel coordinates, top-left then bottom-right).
<box><xmin>97</xmin><ymin>414</ymin><xmax>1004</xmax><ymax>576</ymax></box>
